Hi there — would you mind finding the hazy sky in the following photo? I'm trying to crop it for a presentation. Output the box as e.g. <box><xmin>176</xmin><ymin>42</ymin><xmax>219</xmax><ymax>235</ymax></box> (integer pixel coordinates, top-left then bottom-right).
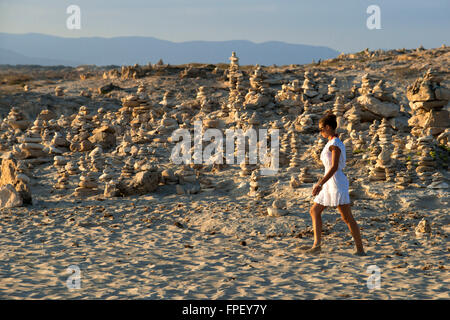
<box><xmin>0</xmin><ymin>0</ymin><xmax>449</xmax><ymax>53</ymax></box>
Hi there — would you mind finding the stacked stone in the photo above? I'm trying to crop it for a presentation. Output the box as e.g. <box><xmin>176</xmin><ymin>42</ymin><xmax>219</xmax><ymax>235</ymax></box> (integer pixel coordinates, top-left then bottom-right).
<box><xmin>5</xmin><ymin>107</ymin><xmax>30</xmax><ymax>131</ymax></box>
<box><xmin>301</xmin><ymin>71</ymin><xmax>319</xmax><ymax>98</ymax></box>
<box><xmin>328</xmin><ymin>78</ymin><xmax>339</xmax><ymax>95</ymax></box>
<box><xmin>227</xmin><ymin>51</ymin><xmax>244</xmax><ymax>88</ymax></box>
<box><xmin>391</xmin><ymin>137</ymin><xmax>405</xmax><ymax>160</ymax></box>
<box><xmin>89</xmin><ymin>146</ymin><xmax>104</xmax><ymax>172</ymax></box>
<box><xmin>197</xmin><ymin>86</ymin><xmax>215</xmax><ymax>113</ymax></box>
<box><xmin>137</xmin><ymin>83</ymin><xmax>146</xmax><ymax>94</ymax></box>
<box><xmin>287</xmin><ymin>132</ymin><xmax>302</xmax><ymax>172</ymax></box>
<box><xmin>428</xmin><ymin>172</ymin><xmax>448</xmax><ymax>189</ymax></box>
<box><xmin>120</xmin><ymin>158</ymin><xmax>135</xmax><ymax>179</ymax></box>
<box><xmin>369</xmin><ymin>145</ymin><xmax>388</xmax><ymax>181</ymax></box>
<box><xmin>437</xmin><ymin>129</ymin><xmax>450</xmax><ymax>148</ymax></box>
<box><xmin>343</xmin><ymin>136</ymin><xmax>353</xmax><ymax>160</ymax></box>
<box><xmin>55</xmin><ymin>86</ymin><xmax>64</xmax><ymax>96</ymax></box>
<box><xmin>294</xmin><ymin>101</ymin><xmax>314</xmax><ymax>133</ymax></box>
<box><xmin>249</xmin><ymin>65</ymin><xmax>265</xmax><ymax>90</ymax></box>
<box><xmin>358</xmin><ymin>74</ymin><xmax>372</xmax><ymax>95</ymax></box>
<box><xmin>394</xmin><ymin>168</ymin><xmax>411</xmax><ymax>189</ymax></box>
<box><xmin>53</xmin><ymin>156</ymin><xmax>68</xmax><ymax>171</ymax></box>
<box><xmin>65</xmin><ymin>161</ymin><xmax>80</xmax><ymax>175</ymax></box>
<box><xmin>14</xmin><ymin>120</ymin><xmax>46</xmax><ymax>159</ymax></box>
<box><xmin>372</xmin><ymin>80</ymin><xmax>394</xmax><ymax>102</ymax></box>
<box><xmin>267</xmin><ymin>199</ymin><xmax>288</xmax><ymax>217</ymax></box>
<box><xmin>350</xmin><ymin>130</ymin><xmax>365</xmax><ymax>151</ymax></box>
<box><xmin>275</xmin><ymin>80</ymin><xmax>303</xmax><ymax>109</ymax></box>
<box><xmin>298</xmin><ymin>167</ymin><xmax>315</xmax><ymax>183</ymax></box>
<box><xmin>346</xmin><ymin>106</ymin><xmax>361</xmax><ymax>132</ymax></box>
<box><xmin>407</xmin><ymin>69</ymin><xmax>449</xmax><ymax>137</ymax></box>
<box><xmin>74</xmin><ymin>171</ymin><xmax>99</xmax><ymax>197</ymax></box>
<box><xmin>248</xmin><ymin>170</ymin><xmax>261</xmax><ymax>197</ymax></box>
<box><xmin>280</xmin><ymin>131</ymin><xmax>291</xmax><ymax>166</ymax></box>
<box><xmin>415</xmin><ymin>134</ymin><xmax>436</xmax><ymax>185</ymax></box>
<box><xmin>99</xmin><ymin>160</ymin><xmax>115</xmax><ymax>183</ymax></box>
<box><xmin>378</xmin><ymin>119</ymin><xmax>395</xmax><ymax>181</ymax></box>
<box><xmin>239</xmin><ymin>154</ymin><xmax>256</xmax><ymax>177</ymax></box>
<box><xmin>333</xmin><ymin>95</ymin><xmax>346</xmax><ymax>131</ymax></box>
<box><xmin>243</xmin><ymin>65</ymin><xmax>271</xmax><ymax>109</ymax></box>
<box><xmin>160</xmin><ymin>90</ymin><xmax>176</xmax><ymax>108</ymax></box>
<box><xmin>55</xmin><ymin>172</ymin><xmax>69</xmax><ymax>190</ymax></box>
<box><xmin>312</xmin><ymin>138</ymin><xmax>326</xmax><ymax>165</ymax></box>
<box><xmin>369</xmin><ymin>120</ymin><xmax>380</xmax><ymax>147</ymax></box>
<box><xmin>78</xmin><ymin>154</ymin><xmax>90</xmax><ymax>172</ymax></box>
<box><xmin>131</xmin><ymin>104</ymin><xmax>151</xmax><ymax>129</ymax></box>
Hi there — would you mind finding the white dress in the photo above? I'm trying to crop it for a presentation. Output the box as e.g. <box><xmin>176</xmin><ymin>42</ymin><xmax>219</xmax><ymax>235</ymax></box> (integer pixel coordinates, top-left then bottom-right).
<box><xmin>313</xmin><ymin>137</ymin><xmax>351</xmax><ymax>207</ymax></box>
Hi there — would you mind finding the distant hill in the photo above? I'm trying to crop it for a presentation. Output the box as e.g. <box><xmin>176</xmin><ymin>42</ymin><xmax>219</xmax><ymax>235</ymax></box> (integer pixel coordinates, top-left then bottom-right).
<box><xmin>0</xmin><ymin>33</ymin><xmax>339</xmax><ymax>67</ymax></box>
<box><xmin>0</xmin><ymin>47</ymin><xmax>81</xmax><ymax>66</ymax></box>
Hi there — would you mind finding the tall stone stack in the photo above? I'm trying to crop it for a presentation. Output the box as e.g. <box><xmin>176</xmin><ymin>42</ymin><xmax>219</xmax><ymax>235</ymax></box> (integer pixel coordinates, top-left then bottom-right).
<box><xmin>301</xmin><ymin>71</ymin><xmax>319</xmax><ymax>99</ymax></box>
<box><xmin>327</xmin><ymin>78</ymin><xmax>339</xmax><ymax>95</ymax></box>
<box><xmin>415</xmin><ymin>134</ymin><xmax>436</xmax><ymax>186</ymax></box>
<box><xmin>377</xmin><ymin>119</ymin><xmax>395</xmax><ymax>181</ymax></box>
<box><xmin>227</xmin><ymin>51</ymin><xmax>243</xmax><ymax>88</ymax></box>
<box><xmin>407</xmin><ymin>69</ymin><xmax>449</xmax><ymax>137</ymax></box>
<box><xmin>5</xmin><ymin>107</ymin><xmax>30</xmax><ymax>131</ymax></box>
<box><xmin>333</xmin><ymin>95</ymin><xmax>346</xmax><ymax>132</ymax></box>
<box><xmin>358</xmin><ymin>74</ymin><xmax>372</xmax><ymax>96</ymax></box>
<box><xmin>287</xmin><ymin>132</ymin><xmax>302</xmax><ymax>172</ymax></box>
<box><xmin>294</xmin><ymin>101</ymin><xmax>314</xmax><ymax>133</ymax></box>
<box><xmin>243</xmin><ymin>65</ymin><xmax>271</xmax><ymax>109</ymax></box>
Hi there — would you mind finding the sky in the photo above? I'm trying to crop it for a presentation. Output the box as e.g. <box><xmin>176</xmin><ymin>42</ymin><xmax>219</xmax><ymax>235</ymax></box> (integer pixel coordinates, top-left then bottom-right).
<box><xmin>0</xmin><ymin>0</ymin><xmax>449</xmax><ymax>53</ymax></box>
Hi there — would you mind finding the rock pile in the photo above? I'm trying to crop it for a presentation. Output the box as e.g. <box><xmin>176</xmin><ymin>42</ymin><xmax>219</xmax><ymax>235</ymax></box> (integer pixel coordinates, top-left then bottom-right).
<box><xmin>407</xmin><ymin>69</ymin><xmax>449</xmax><ymax>137</ymax></box>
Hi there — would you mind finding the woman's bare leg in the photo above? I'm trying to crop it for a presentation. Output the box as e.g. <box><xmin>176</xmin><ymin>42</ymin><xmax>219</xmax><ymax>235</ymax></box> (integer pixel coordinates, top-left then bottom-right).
<box><xmin>308</xmin><ymin>203</ymin><xmax>326</xmax><ymax>251</ymax></box>
<box><xmin>337</xmin><ymin>204</ymin><xmax>365</xmax><ymax>255</ymax></box>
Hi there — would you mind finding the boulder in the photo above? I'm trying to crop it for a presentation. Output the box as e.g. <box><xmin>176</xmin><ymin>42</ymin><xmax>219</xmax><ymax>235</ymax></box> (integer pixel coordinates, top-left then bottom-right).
<box><xmin>117</xmin><ymin>170</ymin><xmax>159</xmax><ymax>196</ymax></box>
<box><xmin>88</xmin><ymin>126</ymin><xmax>116</xmax><ymax>150</ymax></box>
<box><xmin>0</xmin><ymin>184</ymin><xmax>23</xmax><ymax>208</ymax></box>
<box><xmin>357</xmin><ymin>95</ymin><xmax>400</xmax><ymax>118</ymax></box>
<box><xmin>0</xmin><ymin>159</ymin><xmax>32</xmax><ymax>205</ymax></box>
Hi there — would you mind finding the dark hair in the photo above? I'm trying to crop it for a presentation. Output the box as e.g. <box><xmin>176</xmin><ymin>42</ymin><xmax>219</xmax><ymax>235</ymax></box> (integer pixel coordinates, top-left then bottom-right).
<box><xmin>319</xmin><ymin>112</ymin><xmax>337</xmax><ymax>130</ymax></box>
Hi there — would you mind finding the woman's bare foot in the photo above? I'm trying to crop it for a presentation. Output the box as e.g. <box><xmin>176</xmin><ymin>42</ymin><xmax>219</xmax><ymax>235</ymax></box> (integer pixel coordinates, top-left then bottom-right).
<box><xmin>304</xmin><ymin>245</ymin><xmax>322</xmax><ymax>255</ymax></box>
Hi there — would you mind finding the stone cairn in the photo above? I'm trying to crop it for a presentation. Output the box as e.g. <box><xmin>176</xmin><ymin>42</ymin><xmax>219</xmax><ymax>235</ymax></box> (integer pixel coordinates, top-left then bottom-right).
<box><xmin>226</xmin><ymin>52</ymin><xmax>245</xmax><ymax>115</ymax></box>
<box><xmin>290</xmin><ymin>167</ymin><xmax>315</xmax><ymax>188</ymax></box>
<box><xmin>275</xmin><ymin>79</ymin><xmax>303</xmax><ymax>111</ymax></box>
<box><xmin>248</xmin><ymin>170</ymin><xmax>261</xmax><ymax>197</ymax></box>
<box><xmin>415</xmin><ymin>133</ymin><xmax>436</xmax><ymax>186</ymax></box>
<box><xmin>333</xmin><ymin>95</ymin><xmax>346</xmax><ymax>133</ymax></box>
<box><xmin>243</xmin><ymin>65</ymin><xmax>271</xmax><ymax>109</ymax></box>
<box><xmin>301</xmin><ymin>71</ymin><xmax>319</xmax><ymax>99</ymax></box>
<box><xmin>287</xmin><ymin>132</ymin><xmax>302</xmax><ymax>172</ymax></box>
<box><xmin>294</xmin><ymin>101</ymin><xmax>314</xmax><ymax>133</ymax></box>
<box><xmin>407</xmin><ymin>69</ymin><xmax>449</xmax><ymax>137</ymax></box>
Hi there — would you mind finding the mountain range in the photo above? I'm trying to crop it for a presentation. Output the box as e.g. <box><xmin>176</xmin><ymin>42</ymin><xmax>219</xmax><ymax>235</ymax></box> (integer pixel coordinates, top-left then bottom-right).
<box><xmin>0</xmin><ymin>33</ymin><xmax>339</xmax><ymax>67</ymax></box>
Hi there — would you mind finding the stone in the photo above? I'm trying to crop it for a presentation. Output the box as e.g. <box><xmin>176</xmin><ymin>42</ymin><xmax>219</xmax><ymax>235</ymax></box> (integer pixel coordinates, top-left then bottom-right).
<box><xmin>0</xmin><ymin>184</ymin><xmax>23</xmax><ymax>208</ymax></box>
<box><xmin>267</xmin><ymin>199</ymin><xmax>288</xmax><ymax>217</ymax></box>
<box><xmin>0</xmin><ymin>158</ymin><xmax>32</xmax><ymax>204</ymax></box>
<box><xmin>117</xmin><ymin>170</ymin><xmax>159</xmax><ymax>196</ymax></box>
<box><xmin>88</xmin><ymin>125</ymin><xmax>116</xmax><ymax>150</ymax></box>
<box><xmin>415</xmin><ymin>218</ymin><xmax>431</xmax><ymax>236</ymax></box>
<box><xmin>356</xmin><ymin>95</ymin><xmax>400</xmax><ymax>118</ymax></box>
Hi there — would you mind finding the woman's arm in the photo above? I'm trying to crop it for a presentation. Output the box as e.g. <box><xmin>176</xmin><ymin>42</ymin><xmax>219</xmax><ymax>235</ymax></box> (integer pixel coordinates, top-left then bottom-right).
<box><xmin>312</xmin><ymin>146</ymin><xmax>341</xmax><ymax>196</ymax></box>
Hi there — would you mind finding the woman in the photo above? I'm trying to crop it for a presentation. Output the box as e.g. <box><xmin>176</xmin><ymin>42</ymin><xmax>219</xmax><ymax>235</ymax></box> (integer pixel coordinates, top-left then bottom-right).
<box><xmin>305</xmin><ymin>112</ymin><xmax>366</xmax><ymax>256</ymax></box>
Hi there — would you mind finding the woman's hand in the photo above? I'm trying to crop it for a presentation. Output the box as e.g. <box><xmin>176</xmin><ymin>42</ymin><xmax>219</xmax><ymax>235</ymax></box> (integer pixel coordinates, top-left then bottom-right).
<box><xmin>312</xmin><ymin>183</ymin><xmax>322</xmax><ymax>196</ymax></box>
